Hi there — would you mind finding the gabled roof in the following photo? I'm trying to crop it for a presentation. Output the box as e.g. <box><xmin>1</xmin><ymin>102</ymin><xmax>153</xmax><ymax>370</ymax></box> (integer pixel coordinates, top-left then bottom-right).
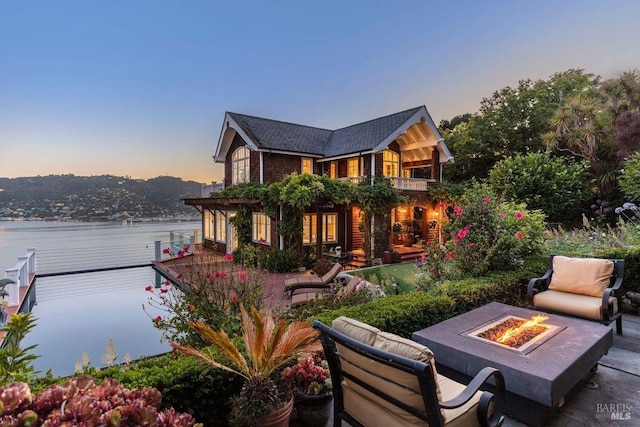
<box><xmin>215</xmin><ymin>106</ymin><xmax>453</xmax><ymax>163</ymax></box>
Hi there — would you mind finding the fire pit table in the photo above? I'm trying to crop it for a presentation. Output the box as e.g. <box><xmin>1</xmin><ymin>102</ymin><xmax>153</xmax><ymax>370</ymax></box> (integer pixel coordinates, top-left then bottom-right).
<box><xmin>412</xmin><ymin>302</ymin><xmax>613</xmax><ymax>426</ymax></box>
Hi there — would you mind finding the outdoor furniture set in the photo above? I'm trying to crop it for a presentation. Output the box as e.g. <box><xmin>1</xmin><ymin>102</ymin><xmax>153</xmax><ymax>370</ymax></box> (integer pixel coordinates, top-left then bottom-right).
<box><xmin>306</xmin><ymin>255</ymin><xmax>625</xmax><ymax>426</ymax></box>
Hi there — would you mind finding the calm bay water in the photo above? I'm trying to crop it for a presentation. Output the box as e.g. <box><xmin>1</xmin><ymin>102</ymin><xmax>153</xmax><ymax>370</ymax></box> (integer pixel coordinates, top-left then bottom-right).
<box><xmin>0</xmin><ymin>220</ymin><xmax>200</xmax><ymax>377</ymax></box>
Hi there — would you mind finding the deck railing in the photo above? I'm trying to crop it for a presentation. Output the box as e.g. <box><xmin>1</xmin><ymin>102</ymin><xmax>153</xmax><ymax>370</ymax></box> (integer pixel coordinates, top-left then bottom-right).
<box><xmin>4</xmin><ymin>248</ymin><xmax>36</xmax><ymax>307</ymax></box>
<box><xmin>167</xmin><ymin>229</ymin><xmax>201</xmax><ymax>258</ymax></box>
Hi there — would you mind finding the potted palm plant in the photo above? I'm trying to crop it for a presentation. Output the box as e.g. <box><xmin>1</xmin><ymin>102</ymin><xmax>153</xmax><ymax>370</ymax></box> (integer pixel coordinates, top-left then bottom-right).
<box><xmin>170</xmin><ymin>305</ymin><xmax>320</xmax><ymax>427</ymax></box>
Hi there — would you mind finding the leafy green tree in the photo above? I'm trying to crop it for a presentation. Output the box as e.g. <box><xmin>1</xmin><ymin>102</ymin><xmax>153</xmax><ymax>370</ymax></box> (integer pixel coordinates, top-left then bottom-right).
<box><xmin>488</xmin><ymin>151</ymin><xmax>588</xmax><ymax>224</ymax></box>
<box><xmin>444</xmin><ymin>69</ymin><xmax>597</xmax><ymax>183</ymax></box>
<box><xmin>619</xmin><ymin>152</ymin><xmax>640</xmax><ymax>203</ymax></box>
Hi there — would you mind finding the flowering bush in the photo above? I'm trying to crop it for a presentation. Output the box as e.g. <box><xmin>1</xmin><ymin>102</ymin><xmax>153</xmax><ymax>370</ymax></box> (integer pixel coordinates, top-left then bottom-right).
<box><xmin>418</xmin><ymin>184</ymin><xmax>545</xmax><ymax>284</ymax></box>
<box><xmin>144</xmin><ymin>251</ymin><xmax>267</xmax><ymax>346</ymax></box>
<box><xmin>281</xmin><ymin>352</ymin><xmax>332</xmax><ymax>396</ymax></box>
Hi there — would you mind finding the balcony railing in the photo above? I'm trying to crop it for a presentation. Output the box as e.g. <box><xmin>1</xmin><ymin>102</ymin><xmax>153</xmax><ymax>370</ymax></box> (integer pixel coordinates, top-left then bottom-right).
<box><xmin>337</xmin><ymin>176</ymin><xmax>366</xmax><ymax>184</ymax></box>
<box><xmin>388</xmin><ymin>177</ymin><xmax>435</xmax><ymax>191</ymax></box>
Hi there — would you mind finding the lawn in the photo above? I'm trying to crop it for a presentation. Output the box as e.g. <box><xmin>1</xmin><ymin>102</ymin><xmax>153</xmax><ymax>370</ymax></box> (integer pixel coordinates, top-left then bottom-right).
<box><xmin>352</xmin><ymin>262</ymin><xmax>420</xmax><ymax>294</ymax></box>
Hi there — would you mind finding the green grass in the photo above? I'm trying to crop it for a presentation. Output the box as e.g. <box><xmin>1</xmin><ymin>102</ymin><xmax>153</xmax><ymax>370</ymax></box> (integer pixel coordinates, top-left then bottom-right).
<box><xmin>352</xmin><ymin>262</ymin><xmax>419</xmax><ymax>294</ymax></box>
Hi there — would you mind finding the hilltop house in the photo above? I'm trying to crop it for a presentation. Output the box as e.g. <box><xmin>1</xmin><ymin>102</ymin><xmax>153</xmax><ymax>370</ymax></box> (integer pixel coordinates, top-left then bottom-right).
<box><xmin>184</xmin><ymin>106</ymin><xmax>454</xmax><ymax>262</ymax></box>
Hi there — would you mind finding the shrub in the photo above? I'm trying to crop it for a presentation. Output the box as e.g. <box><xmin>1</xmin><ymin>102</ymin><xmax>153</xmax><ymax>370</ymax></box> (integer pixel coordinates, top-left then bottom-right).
<box><xmin>418</xmin><ymin>184</ymin><xmax>545</xmax><ymax>283</ymax></box>
<box><xmin>619</xmin><ymin>152</ymin><xmax>640</xmax><ymax>203</ymax></box>
<box><xmin>312</xmin><ymin>257</ymin><xmax>334</xmax><ymax>276</ymax></box>
<box><xmin>258</xmin><ymin>248</ymin><xmax>299</xmax><ymax>272</ymax></box>
<box><xmin>0</xmin><ymin>375</ymin><xmax>201</xmax><ymax>426</ymax></box>
<box><xmin>489</xmin><ymin>151</ymin><xmax>588</xmax><ymax>224</ymax></box>
<box><xmin>144</xmin><ymin>252</ymin><xmax>266</xmax><ymax>346</ymax></box>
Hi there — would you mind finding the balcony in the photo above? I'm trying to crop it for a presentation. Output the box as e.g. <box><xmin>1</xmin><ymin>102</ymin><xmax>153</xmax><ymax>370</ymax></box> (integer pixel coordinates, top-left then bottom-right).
<box><xmin>388</xmin><ymin>177</ymin><xmax>435</xmax><ymax>191</ymax></box>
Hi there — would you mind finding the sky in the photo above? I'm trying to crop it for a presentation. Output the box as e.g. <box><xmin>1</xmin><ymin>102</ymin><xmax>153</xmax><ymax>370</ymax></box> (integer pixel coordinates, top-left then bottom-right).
<box><xmin>1</xmin><ymin>1</ymin><xmax>639</xmax><ymax>184</ymax></box>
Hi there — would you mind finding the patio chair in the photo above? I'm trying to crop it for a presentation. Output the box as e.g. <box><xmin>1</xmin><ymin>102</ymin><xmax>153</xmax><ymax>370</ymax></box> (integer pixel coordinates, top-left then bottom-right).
<box><xmin>313</xmin><ymin>316</ymin><xmax>505</xmax><ymax>427</ymax></box>
<box><xmin>527</xmin><ymin>254</ymin><xmax>625</xmax><ymax>334</ymax></box>
<box><xmin>284</xmin><ymin>262</ymin><xmax>343</xmax><ymax>294</ymax></box>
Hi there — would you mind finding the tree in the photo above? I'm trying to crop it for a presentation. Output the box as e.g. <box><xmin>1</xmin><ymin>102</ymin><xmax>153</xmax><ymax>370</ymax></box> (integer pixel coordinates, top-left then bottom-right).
<box><xmin>444</xmin><ymin>69</ymin><xmax>597</xmax><ymax>183</ymax></box>
<box><xmin>488</xmin><ymin>151</ymin><xmax>588</xmax><ymax>224</ymax></box>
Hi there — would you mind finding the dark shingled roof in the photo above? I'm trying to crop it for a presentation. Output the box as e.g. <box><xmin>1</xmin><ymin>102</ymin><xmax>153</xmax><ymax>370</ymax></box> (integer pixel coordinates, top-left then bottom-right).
<box><xmin>228</xmin><ymin>106</ymin><xmax>423</xmax><ymax>157</ymax></box>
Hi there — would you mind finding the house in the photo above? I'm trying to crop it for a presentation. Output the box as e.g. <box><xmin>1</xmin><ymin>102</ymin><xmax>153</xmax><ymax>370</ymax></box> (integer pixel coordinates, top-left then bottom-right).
<box><xmin>184</xmin><ymin>106</ymin><xmax>454</xmax><ymax>263</ymax></box>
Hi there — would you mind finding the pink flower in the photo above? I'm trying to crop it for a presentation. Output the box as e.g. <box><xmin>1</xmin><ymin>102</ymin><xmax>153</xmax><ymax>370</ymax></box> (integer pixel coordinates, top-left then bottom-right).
<box><xmin>258</xmin><ymin>238</ymin><xmax>266</xmax><ymax>244</ymax></box>
<box><xmin>453</xmin><ymin>206</ymin><xmax>464</xmax><ymax>217</ymax></box>
<box><xmin>482</xmin><ymin>197</ymin><xmax>491</xmax><ymax>203</ymax></box>
<box><xmin>206</xmin><ymin>272</ymin><xmax>212</xmax><ymax>279</ymax></box>
<box><xmin>187</xmin><ymin>304</ymin><xmax>195</xmax><ymax>311</ymax></box>
<box><xmin>162</xmin><ymin>248</ymin><xmax>171</xmax><ymax>254</ymax></box>
<box><xmin>145</xmin><ymin>285</ymin><xmax>152</xmax><ymax>291</ymax></box>
<box><xmin>515</xmin><ymin>211</ymin><xmax>524</xmax><ymax>219</ymax></box>
<box><xmin>155</xmin><ymin>316</ymin><xmax>162</xmax><ymax>323</ymax></box>
<box><xmin>160</xmin><ymin>288</ymin><xmax>168</xmax><ymax>294</ymax></box>
<box><xmin>177</xmin><ymin>250</ymin><xmax>185</xmax><ymax>259</ymax></box>
<box><xmin>215</xmin><ymin>271</ymin><xmax>227</xmax><ymax>278</ymax></box>
<box><xmin>183</xmin><ymin>244</ymin><xmax>190</xmax><ymax>251</ymax></box>
<box><xmin>455</xmin><ymin>225</ymin><xmax>471</xmax><ymax>241</ymax></box>
<box><xmin>231</xmin><ymin>295</ymin><xmax>238</xmax><ymax>303</ymax></box>
<box><xmin>447</xmin><ymin>253</ymin><xmax>455</xmax><ymax>259</ymax></box>
<box><xmin>516</xmin><ymin>231</ymin><xmax>524</xmax><ymax>239</ymax></box>
<box><xmin>238</xmin><ymin>272</ymin><xmax>247</xmax><ymax>280</ymax></box>
<box><xmin>499</xmin><ymin>212</ymin><xmax>506</xmax><ymax>219</ymax></box>
<box><xmin>164</xmin><ymin>280</ymin><xmax>171</xmax><ymax>286</ymax></box>
<box><xmin>224</xmin><ymin>253</ymin><xmax>234</xmax><ymax>262</ymax></box>
<box><xmin>469</xmin><ymin>242</ymin><xmax>476</xmax><ymax>248</ymax></box>
<box><xmin>439</xmin><ymin>202</ymin><xmax>445</xmax><ymax>207</ymax></box>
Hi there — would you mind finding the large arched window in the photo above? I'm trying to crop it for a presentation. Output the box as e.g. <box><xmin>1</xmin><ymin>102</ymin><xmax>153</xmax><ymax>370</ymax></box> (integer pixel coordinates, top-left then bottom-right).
<box><xmin>232</xmin><ymin>147</ymin><xmax>250</xmax><ymax>184</ymax></box>
<box><xmin>383</xmin><ymin>150</ymin><xmax>399</xmax><ymax>177</ymax></box>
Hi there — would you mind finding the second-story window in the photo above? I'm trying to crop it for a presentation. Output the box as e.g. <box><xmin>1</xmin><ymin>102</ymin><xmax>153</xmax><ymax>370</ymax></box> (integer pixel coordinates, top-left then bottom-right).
<box><xmin>328</xmin><ymin>161</ymin><xmax>337</xmax><ymax>178</ymax></box>
<box><xmin>302</xmin><ymin>158</ymin><xmax>313</xmax><ymax>174</ymax></box>
<box><xmin>347</xmin><ymin>158</ymin><xmax>359</xmax><ymax>178</ymax></box>
<box><xmin>232</xmin><ymin>146</ymin><xmax>250</xmax><ymax>184</ymax></box>
<box><xmin>383</xmin><ymin>150</ymin><xmax>399</xmax><ymax>177</ymax></box>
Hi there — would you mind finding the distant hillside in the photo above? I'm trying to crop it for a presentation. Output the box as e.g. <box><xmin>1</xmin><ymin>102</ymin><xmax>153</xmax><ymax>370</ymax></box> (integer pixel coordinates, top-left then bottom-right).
<box><xmin>0</xmin><ymin>174</ymin><xmax>203</xmax><ymax>221</ymax></box>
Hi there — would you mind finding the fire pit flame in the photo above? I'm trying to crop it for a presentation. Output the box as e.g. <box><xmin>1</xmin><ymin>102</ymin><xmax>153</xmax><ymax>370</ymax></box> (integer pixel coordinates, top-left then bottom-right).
<box><xmin>495</xmin><ymin>315</ymin><xmax>549</xmax><ymax>344</ymax></box>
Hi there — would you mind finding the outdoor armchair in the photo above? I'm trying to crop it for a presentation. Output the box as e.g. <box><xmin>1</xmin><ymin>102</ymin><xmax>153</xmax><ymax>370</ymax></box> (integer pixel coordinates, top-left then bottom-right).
<box><xmin>527</xmin><ymin>254</ymin><xmax>625</xmax><ymax>334</ymax></box>
<box><xmin>284</xmin><ymin>262</ymin><xmax>343</xmax><ymax>295</ymax></box>
<box><xmin>313</xmin><ymin>316</ymin><xmax>505</xmax><ymax>427</ymax></box>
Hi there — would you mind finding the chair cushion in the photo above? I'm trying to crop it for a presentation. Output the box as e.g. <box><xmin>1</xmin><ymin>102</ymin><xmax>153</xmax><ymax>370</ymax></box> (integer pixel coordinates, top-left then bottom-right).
<box><xmin>290</xmin><ymin>291</ymin><xmax>326</xmax><ymax>307</ymax></box>
<box><xmin>321</xmin><ymin>263</ymin><xmax>343</xmax><ymax>284</ymax></box>
<box><xmin>332</xmin><ymin>316</ymin><xmax>380</xmax><ymax>346</ymax></box>
<box><xmin>284</xmin><ymin>275</ymin><xmax>324</xmax><ymax>288</ymax></box>
<box><xmin>548</xmin><ymin>256</ymin><xmax>613</xmax><ymax>297</ymax></box>
<box><xmin>533</xmin><ymin>289</ymin><xmax>618</xmax><ymax>321</ymax></box>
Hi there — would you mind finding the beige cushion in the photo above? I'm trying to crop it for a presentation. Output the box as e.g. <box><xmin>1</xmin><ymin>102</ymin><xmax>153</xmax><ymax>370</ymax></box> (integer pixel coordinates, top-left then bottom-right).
<box><xmin>321</xmin><ymin>263</ymin><xmax>343</xmax><ymax>283</ymax></box>
<box><xmin>291</xmin><ymin>292</ymin><xmax>326</xmax><ymax>307</ymax></box>
<box><xmin>340</xmin><ymin>363</ymin><xmax>481</xmax><ymax>427</ymax></box>
<box><xmin>548</xmin><ymin>256</ymin><xmax>613</xmax><ymax>297</ymax></box>
<box><xmin>332</xmin><ymin>317</ymin><xmax>477</xmax><ymax>425</ymax></box>
<box><xmin>332</xmin><ymin>316</ymin><xmax>380</xmax><ymax>345</ymax></box>
<box><xmin>533</xmin><ymin>289</ymin><xmax>618</xmax><ymax>321</ymax></box>
<box><xmin>284</xmin><ymin>275</ymin><xmax>324</xmax><ymax>288</ymax></box>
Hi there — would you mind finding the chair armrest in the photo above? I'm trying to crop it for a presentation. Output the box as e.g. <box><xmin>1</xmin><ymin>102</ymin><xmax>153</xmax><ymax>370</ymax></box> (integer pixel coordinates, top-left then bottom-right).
<box><xmin>527</xmin><ymin>269</ymin><xmax>552</xmax><ymax>303</ymax></box>
<box><xmin>440</xmin><ymin>367</ymin><xmax>505</xmax><ymax>427</ymax></box>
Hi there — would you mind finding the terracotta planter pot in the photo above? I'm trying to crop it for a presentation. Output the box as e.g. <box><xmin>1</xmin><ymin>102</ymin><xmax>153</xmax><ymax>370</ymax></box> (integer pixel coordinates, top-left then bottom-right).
<box><xmin>293</xmin><ymin>392</ymin><xmax>332</xmax><ymax>427</ymax></box>
<box><xmin>260</xmin><ymin>396</ymin><xmax>294</xmax><ymax>427</ymax></box>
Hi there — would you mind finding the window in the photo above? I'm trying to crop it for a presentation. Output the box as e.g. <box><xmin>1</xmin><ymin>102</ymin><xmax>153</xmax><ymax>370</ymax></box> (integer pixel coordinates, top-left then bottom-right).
<box><xmin>328</xmin><ymin>161</ymin><xmax>337</xmax><ymax>178</ymax></box>
<box><xmin>232</xmin><ymin>147</ymin><xmax>250</xmax><ymax>184</ymax></box>
<box><xmin>347</xmin><ymin>158</ymin><xmax>359</xmax><ymax>178</ymax></box>
<box><xmin>383</xmin><ymin>150</ymin><xmax>399</xmax><ymax>177</ymax></box>
<box><xmin>215</xmin><ymin>210</ymin><xmax>226</xmax><ymax>242</ymax></box>
<box><xmin>252</xmin><ymin>212</ymin><xmax>271</xmax><ymax>244</ymax></box>
<box><xmin>302</xmin><ymin>213</ymin><xmax>338</xmax><ymax>244</ymax></box>
<box><xmin>204</xmin><ymin>210</ymin><xmax>214</xmax><ymax>239</ymax></box>
<box><xmin>402</xmin><ymin>169</ymin><xmax>411</xmax><ymax>178</ymax></box>
<box><xmin>301</xmin><ymin>158</ymin><xmax>313</xmax><ymax>174</ymax></box>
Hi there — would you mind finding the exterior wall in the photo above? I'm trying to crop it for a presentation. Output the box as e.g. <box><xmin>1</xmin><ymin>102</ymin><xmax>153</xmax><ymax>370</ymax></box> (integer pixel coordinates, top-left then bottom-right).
<box><xmin>263</xmin><ymin>153</ymin><xmax>306</xmax><ymax>183</ymax></box>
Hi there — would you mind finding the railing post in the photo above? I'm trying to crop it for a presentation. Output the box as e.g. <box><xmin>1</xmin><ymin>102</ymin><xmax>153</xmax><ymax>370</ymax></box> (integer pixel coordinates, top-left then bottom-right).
<box><xmin>27</xmin><ymin>248</ymin><xmax>36</xmax><ymax>274</ymax></box>
<box><xmin>154</xmin><ymin>240</ymin><xmax>162</xmax><ymax>288</ymax></box>
<box><xmin>18</xmin><ymin>256</ymin><xmax>28</xmax><ymax>287</ymax></box>
<box><xmin>5</xmin><ymin>268</ymin><xmax>20</xmax><ymax>307</ymax></box>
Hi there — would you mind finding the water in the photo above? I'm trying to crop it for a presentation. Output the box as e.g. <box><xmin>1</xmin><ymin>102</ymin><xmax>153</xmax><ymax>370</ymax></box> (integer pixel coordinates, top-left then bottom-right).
<box><xmin>0</xmin><ymin>220</ymin><xmax>200</xmax><ymax>377</ymax></box>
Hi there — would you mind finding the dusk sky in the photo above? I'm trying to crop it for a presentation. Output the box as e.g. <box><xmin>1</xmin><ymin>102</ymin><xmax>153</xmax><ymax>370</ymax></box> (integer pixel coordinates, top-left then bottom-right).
<box><xmin>2</xmin><ymin>1</ymin><xmax>639</xmax><ymax>184</ymax></box>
